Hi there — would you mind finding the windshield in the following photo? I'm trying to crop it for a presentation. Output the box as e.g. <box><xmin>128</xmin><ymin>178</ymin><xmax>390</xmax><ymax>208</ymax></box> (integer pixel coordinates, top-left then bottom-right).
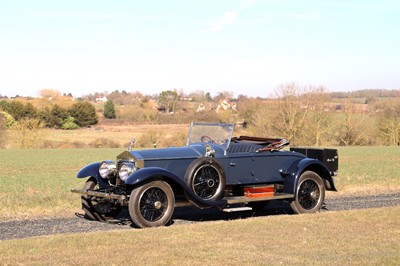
<box><xmin>187</xmin><ymin>122</ymin><xmax>234</xmax><ymax>149</ymax></box>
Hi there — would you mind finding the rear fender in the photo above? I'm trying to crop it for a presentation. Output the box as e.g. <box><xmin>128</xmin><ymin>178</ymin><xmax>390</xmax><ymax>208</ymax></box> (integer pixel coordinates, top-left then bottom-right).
<box><xmin>283</xmin><ymin>158</ymin><xmax>337</xmax><ymax>195</ymax></box>
<box><xmin>126</xmin><ymin>167</ymin><xmax>227</xmax><ymax>208</ymax></box>
<box><xmin>76</xmin><ymin>162</ymin><xmax>109</xmax><ymax>188</ymax></box>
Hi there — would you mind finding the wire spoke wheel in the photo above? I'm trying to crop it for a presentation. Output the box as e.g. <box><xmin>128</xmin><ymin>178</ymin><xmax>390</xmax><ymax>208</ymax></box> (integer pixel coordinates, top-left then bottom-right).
<box><xmin>139</xmin><ymin>187</ymin><xmax>168</xmax><ymax>222</ymax></box>
<box><xmin>184</xmin><ymin>157</ymin><xmax>226</xmax><ymax>203</ymax></box>
<box><xmin>290</xmin><ymin>171</ymin><xmax>325</xmax><ymax>214</ymax></box>
<box><xmin>193</xmin><ymin>165</ymin><xmax>220</xmax><ymax>199</ymax></box>
<box><xmin>298</xmin><ymin>179</ymin><xmax>320</xmax><ymax>210</ymax></box>
<box><xmin>129</xmin><ymin>181</ymin><xmax>175</xmax><ymax>228</ymax></box>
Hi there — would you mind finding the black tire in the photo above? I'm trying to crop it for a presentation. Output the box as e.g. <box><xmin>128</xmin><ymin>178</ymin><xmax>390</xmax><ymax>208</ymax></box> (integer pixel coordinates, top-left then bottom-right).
<box><xmin>129</xmin><ymin>180</ymin><xmax>175</xmax><ymax>228</ymax></box>
<box><xmin>290</xmin><ymin>171</ymin><xmax>325</xmax><ymax>214</ymax></box>
<box><xmin>81</xmin><ymin>177</ymin><xmax>121</xmax><ymax>222</ymax></box>
<box><xmin>184</xmin><ymin>157</ymin><xmax>226</xmax><ymax>201</ymax></box>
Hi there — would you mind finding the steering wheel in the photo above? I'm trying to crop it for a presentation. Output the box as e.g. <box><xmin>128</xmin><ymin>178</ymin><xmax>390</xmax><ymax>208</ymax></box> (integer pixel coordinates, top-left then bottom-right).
<box><xmin>201</xmin><ymin>135</ymin><xmax>215</xmax><ymax>143</ymax></box>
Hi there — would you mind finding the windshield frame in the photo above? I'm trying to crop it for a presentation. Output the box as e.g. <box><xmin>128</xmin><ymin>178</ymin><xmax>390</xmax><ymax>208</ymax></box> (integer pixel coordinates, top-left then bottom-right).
<box><xmin>186</xmin><ymin>122</ymin><xmax>235</xmax><ymax>150</ymax></box>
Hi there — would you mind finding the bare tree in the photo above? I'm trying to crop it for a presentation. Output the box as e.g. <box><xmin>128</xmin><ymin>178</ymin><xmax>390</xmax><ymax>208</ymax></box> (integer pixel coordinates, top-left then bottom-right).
<box><xmin>336</xmin><ymin>99</ymin><xmax>367</xmax><ymax>146</ymax></box>
<box><xmin>8</xmin><ymin>118</ymin><xmax>46</xmax><ymax>148</ymax></box>
<box><xmin>304</xmin><ymin>86</ymin><xmax>334</xmax><ymax>146</ymax></box>
<box><xmin>0</xmin><ymin>112</ymin><xmax>6</xmax><ymax>148</ymax></box>
<box><xmin>273</xmin><ymin>83</ymin><xmax>309</xmax><ymax>144</ymax></box>
<box><xmin>39</xmin><ymin>89</ymin><xmax>61</xmax><ymax>99</ymax></box>
<box><xmin>239</xmin><ymin>98</ymin><xmax>276</xmax><ymax>136</ymax></box>
<box><xmin>378</xmin><ymin>99</ymin><xmax>400</xmax><ymax>145</ymax></box>
<box><xmin>215</xmin><ymin>91</ymin><xmax>234</xmax><ymax>101</ymax></box>
<box><xmin>379</xmin><ymin>117</ymin><xmax>400</xmax><ymax>145</ymax></box>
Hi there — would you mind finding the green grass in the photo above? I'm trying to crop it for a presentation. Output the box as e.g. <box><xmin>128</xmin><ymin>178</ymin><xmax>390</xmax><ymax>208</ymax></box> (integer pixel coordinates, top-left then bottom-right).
<box><xmin>1</xmin><ymin>206</ymin><xmax>399</xmax><ymax>265</ymax></box>
<box><xmin>0</xmin><ymin>146</ymin><xmax>399</xmax><ymax>220</ymax></box>
<box><xmin>334</xmin><ymin>146</ymin><xmax>400</xmax><ymax>194</ymax></box>
<box><xmin>0</xmin><ymin>148</ymin><xmax>124</xmax><ymax>219</ymax></box>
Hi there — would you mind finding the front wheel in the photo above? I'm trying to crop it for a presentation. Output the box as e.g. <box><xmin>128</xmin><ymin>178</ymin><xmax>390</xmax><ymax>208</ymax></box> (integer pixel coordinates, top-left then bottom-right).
<box><xmin>129</xmin><ymin>180</ymin><xmax>175</xmax><ymax>228</ymax></box>
<box><xmin>81</xmin><ymin>177</ymin><xmax>121</xmax><ymax>222</ymax></box>
<box><xmin>290</xmin><ymin>171</ymin><xmax>325</xmax><ymax>214</ymax></box>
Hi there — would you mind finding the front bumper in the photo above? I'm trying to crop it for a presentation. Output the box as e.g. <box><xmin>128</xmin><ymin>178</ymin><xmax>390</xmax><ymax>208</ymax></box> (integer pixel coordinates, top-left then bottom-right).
<box><xmin>71</xmin><ymin>188</ymin><xmax>127</xmax><ymax>201</ymax></box>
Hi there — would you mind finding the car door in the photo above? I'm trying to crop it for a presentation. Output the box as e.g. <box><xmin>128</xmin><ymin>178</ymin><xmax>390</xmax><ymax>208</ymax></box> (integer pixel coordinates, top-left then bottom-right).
<box><xmin>227</xmin><ymin>154</ymin><xmax>256</xmax><ymax>184</ymax></box>
<box><xmin>227</xmin><ymin>151</ymin><xmax>300</xmax><ymax>185</ymax></box>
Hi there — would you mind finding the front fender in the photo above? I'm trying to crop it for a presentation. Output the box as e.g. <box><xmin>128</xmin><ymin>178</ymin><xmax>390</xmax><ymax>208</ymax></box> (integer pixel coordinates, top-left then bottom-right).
<box><xmin>126</xmin><ymin>167</ymin><xmax>227</xmax><ymax>208</ymax></box>
<box><xmin>76</xmin><ymin>162</ymin><xmax>109</xmax><ymax>189</ymax></box>
<box><xmin>77</xmin><ymin>162</ymin><xmax>101</xmax><ymax>178</ymax></box>
<box><xmin>125</xmin><ymin>167</ymin><xmax>176</xmax><ymax>185</ymax></box>
<box><xmin>283</xmin><ymin>158</ymin><xmax>337</xmax><ymax>195</ymax></box>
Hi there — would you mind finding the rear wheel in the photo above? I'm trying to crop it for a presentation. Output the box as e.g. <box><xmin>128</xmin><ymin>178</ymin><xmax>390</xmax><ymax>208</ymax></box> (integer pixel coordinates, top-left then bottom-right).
<box><xmin>81</xmin><ymin>177</ymin><xmax>121</xmax><ymax>221</ymax></box>
<box><xmin>290</xmin><ymin>171</ymin><xmax>325</xmax><ymax>214</ymax></box>
<box><xmin>129</xmin><ymin>181</ymin><xmax>175</xmax><ymax>228</ymax></box>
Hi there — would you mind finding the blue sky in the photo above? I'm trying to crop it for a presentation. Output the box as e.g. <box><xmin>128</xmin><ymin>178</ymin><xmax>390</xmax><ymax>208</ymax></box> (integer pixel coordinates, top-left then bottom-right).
<box><xmin>0</xmin><ymin>0</ymin><xmax>399</xmax><ymax>98</ymax></box>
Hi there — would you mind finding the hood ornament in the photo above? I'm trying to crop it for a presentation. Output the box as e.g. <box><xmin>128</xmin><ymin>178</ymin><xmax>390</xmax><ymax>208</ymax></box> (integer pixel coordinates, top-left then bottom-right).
<box><xmin>205</xmin><ymin>145</ymin><xmax>215</xmax><ymax>158</ymax></box>
<box><xmin>128</xmin><ymin>138</ymin><xmax>136</xmax><ymax>151</ymax></box>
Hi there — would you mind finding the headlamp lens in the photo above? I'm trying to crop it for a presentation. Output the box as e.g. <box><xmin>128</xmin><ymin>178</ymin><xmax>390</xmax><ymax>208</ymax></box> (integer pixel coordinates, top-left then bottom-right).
<box><xmin>118</xmin><ymin>162</ymin><xmax>136</xmax><ymax>182</ymax></box>
<box><xmin>99</xmin><ymin>160</ymin><xmax>116</xmax><ymax>179</ymax></box>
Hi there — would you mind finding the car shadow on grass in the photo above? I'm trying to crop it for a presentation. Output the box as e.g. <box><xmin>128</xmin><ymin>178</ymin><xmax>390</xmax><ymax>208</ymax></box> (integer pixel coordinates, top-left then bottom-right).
<box><xmin>102</xmin><ymin>201</ymin><xmax>296</xmax><ymax>228</ymax></box>
<box><xmin>170</xmin><ymin>201</ymin><xmax>295</xmax><ymax>225</ymax></box>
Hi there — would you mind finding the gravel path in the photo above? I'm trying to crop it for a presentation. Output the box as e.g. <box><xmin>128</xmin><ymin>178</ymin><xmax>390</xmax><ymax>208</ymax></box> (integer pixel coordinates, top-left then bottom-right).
<box><xmin>1</xmin><ymin>193</ymin><xmax>399</xmax><ymax>241</ymax></box>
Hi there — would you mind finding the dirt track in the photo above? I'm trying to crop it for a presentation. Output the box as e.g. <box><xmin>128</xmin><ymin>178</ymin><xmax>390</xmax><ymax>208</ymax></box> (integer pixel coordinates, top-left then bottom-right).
<box><xmin>1</xmin><ymin>193</ymin><xmax>399</xmax><ymax>241</ymax></box>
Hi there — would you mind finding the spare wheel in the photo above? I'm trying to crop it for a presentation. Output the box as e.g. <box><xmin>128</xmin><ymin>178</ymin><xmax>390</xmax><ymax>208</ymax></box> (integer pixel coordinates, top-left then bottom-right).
<box><xmin>184</xmin><ymin>157</ymin><xmax>226</xmax><ymax>201</ymax></box>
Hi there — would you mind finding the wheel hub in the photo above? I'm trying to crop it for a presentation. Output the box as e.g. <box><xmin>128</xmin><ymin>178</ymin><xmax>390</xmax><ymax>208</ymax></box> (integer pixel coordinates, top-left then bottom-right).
<box><xmin>207</xmin><ymin>179</ymin><xmax>215</xmax><ymax>187</ymax></box>
<box><xmin>154</xmin><ymin>201</ymin><xmax>162</xmax><ymax>210</ymax></box>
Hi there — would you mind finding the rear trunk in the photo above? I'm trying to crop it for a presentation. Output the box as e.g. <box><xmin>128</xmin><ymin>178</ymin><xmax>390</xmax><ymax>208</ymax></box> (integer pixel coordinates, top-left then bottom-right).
<box><xmin>290</xmin><ymin>147</ymin><xmax>338</xmax><ymax>174</ymax></box>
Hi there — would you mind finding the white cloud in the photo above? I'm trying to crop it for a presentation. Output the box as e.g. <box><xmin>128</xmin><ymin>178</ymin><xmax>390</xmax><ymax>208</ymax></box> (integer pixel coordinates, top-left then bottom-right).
<box><xmin>202</xmin><ymin>0</ymin><xmax>258</xmax><ymax>33</ymax></box>
<box><xmin>204</xmin><ymin>11</ymin><xmax>239</xmax><ymax>32</ymax></box>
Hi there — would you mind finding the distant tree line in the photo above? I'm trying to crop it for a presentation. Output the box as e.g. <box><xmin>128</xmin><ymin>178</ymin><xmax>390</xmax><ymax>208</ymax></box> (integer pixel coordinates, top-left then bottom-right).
<box><xmin>239</xmin><ymin>84</ymin><xmax>400</xmax><ymax>146</ymax></box>
<box><xmin>1</xmin><ymin>86</ymin><xmax>399</xmax><ymax>148</ymax></box>
<box><xmin>0</xmin><ymin>100</ymin><xmax>98</xmax><ymax>129</ymax></box>
<box><xmin>330</xmin><ymin>89</ymin><xmax>400</xmax><ymax>100</ymax></box>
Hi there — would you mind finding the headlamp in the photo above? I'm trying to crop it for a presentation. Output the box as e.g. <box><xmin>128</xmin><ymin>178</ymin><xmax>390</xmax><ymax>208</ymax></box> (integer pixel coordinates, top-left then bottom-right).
<box><xmin>118</xmin><ymin>162</ymin><xmax>136</xmax><ymax>182</ymax></box>
<box><xmin>99</xmin><ymin>160</ymin><xmax>117</xmax><ymax>179</ymax></box>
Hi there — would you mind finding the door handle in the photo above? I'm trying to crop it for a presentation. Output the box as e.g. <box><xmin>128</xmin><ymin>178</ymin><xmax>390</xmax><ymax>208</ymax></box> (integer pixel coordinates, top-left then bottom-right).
<box><xmin>230</xmin><ymin>163</ymin><xmax>236</xmax><ymax>167</ymax></box>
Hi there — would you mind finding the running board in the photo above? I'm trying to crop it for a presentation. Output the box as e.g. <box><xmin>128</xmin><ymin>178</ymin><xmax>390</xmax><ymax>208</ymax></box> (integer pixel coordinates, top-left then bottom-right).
<box><xmin>225</xmin><ymin>193</ymin><xmax>294</xmax><ymax>204</ymax></box>
<box><xmin>223</xmin><ymin>206</ymin><xmax>253</xmax><ymax>212</ymax></box>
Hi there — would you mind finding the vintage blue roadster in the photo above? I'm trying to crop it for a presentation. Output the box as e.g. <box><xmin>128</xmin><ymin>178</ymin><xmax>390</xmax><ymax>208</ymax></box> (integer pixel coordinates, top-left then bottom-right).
<box><xmin>72</xmin><ymin>122</ymin><xmax>338</xmax><ymax>228</ymax></box>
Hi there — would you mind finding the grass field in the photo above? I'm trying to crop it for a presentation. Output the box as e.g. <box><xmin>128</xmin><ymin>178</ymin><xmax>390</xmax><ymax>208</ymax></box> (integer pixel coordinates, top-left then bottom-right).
<box><xmin>0</xmin><ymin>206</ymin><xmax>399</xmax><ymax>265</ymax></box>
<box><xmin>334</xmin><ymin>146</ymin><xmax>400</xmax><ymax>195</ymax></box>
<box><xmin>0</xmin><ymin>146</ymin><xmax>399</xmax><ymax>220</ymax></box>
<box><xmin>0</xmin><ymin>148</ymin><xmax>124</xmax><ymax>219</ymax></box>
